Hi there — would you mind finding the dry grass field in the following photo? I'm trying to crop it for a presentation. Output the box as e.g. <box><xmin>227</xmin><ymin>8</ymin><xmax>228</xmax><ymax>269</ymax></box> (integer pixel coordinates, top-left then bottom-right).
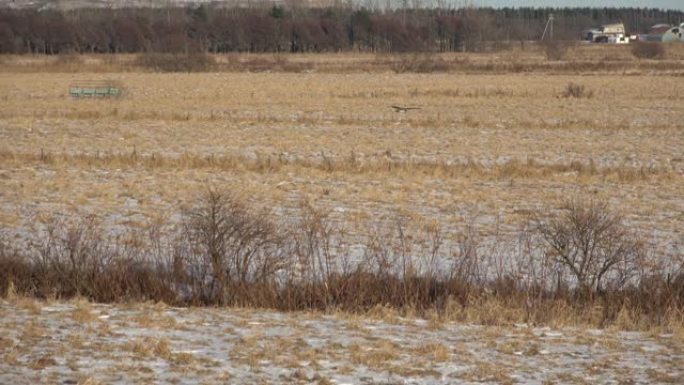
<box><xmin>1</xmin><ymin>50</ymin><xmax>683</xmax><ymax>249</ymax></box>
<box><xmin>1</xmin><ymin>47</ymin><xmax>683</xmax><ymax>384</ymax></box>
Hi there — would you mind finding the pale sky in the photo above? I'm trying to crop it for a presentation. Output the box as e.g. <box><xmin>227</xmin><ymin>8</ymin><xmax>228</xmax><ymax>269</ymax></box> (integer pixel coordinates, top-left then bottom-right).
<box><xmin>475</xmin><ymin>1</ymin><xmax>684</xmax><ymax>11</ymax></box>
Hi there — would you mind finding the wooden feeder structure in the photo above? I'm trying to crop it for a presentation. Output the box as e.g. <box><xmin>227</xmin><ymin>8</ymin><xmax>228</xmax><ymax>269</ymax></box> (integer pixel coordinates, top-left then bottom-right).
<box><xmin>69</xmin><ymin>80</ymin><xmax>123</xmax><ymax>99</ymax></box>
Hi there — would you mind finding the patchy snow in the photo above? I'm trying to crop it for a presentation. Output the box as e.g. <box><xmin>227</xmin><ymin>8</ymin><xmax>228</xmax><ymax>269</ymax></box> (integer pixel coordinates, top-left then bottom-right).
<box><xmin>1</xmin><ymin>300</ymin><xmax>682</xmax><ymax>384</ymax></box>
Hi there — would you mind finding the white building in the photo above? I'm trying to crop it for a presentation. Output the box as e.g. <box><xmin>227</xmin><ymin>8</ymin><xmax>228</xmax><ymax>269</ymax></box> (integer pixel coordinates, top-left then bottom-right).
<box><xmin>582</xmin><ymin>23</ymin><xmax>629</xmax><ymax>44</ymax></box>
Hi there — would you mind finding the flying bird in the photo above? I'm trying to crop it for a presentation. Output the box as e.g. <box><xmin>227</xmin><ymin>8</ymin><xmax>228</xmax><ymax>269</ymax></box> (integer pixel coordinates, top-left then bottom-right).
<box><xmin>391</xmin><ymin>105</ymin><xmax>421</xmax><ymax>112</ymax></box>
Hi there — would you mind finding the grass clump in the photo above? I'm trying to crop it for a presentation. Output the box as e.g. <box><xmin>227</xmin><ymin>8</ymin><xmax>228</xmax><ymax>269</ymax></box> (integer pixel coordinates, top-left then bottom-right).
<box><xmin>561</xmin><ymin>82</ymin><xmax>593</xmax><ymax>98</ymax></box>
<box><xmin>543</xmin><ymin>40</ymin><xmax>570</xmax><ymax>61</ymax></box>
<box><xmin>135</xmin><ymin>52</ymin><xmax>216</xmax><ymax>72</ymax></box>
<box><xmin>631</xmin><ymin>41</ymin><xmax>665</xmax><ymax>60</ymax></box>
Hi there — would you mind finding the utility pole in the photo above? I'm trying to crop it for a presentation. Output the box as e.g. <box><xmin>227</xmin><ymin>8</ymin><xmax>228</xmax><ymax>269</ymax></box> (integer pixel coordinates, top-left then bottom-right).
<box><xmin>541</xmin><ymin>13</ymin><xmax>554</xmax><ymax>41</ymax></box>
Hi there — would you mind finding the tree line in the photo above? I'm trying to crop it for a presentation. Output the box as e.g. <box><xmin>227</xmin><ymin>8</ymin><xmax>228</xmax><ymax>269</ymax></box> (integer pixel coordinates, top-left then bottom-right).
<box><xmin>0</xmin><ymin>6</ymin><xmax>682</xmax><ymax>54</ymax></box>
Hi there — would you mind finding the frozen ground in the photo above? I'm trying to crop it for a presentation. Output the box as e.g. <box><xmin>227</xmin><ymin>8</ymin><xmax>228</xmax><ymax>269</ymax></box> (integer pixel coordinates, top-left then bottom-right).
<box><xmin>1</xmin><ymin>300</ymin><xmax>682</xmax><ymax>385</ymax></box>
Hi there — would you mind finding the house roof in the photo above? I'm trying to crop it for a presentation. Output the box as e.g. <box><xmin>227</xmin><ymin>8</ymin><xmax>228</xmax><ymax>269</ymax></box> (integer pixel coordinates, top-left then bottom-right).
<box><xmin>649</xmin><ymin>24</ymin><xmax>672</xmax><ymax>35</ymax></box>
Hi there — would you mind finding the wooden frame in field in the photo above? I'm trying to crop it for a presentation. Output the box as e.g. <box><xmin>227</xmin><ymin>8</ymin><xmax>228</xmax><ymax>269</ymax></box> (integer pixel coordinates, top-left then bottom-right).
<box><xmin>69</xmin><ymin>79</ymin><xmax>123</xmax><ymax>99</ymax></box>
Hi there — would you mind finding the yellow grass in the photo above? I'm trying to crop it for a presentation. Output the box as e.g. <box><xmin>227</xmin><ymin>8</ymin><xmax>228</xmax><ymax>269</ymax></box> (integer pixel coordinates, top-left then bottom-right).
<box><xmin>0</xmin><ymin>53</ymin><xmax>682</xmax><ymax>253</ymax></box>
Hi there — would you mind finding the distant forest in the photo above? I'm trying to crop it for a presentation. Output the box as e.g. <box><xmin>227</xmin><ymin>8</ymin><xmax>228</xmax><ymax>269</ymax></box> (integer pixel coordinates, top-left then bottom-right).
<box><xmin>0</xmin><ymin>6</ymin><xmax>683</xmax><ymax>54</ymax></box>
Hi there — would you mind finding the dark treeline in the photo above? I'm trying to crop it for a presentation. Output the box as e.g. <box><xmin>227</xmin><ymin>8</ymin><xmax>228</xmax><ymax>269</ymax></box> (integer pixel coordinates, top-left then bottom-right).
<box><xmin>0</xmin><ymin>6</ymin><xmax>683</xmax><ymax>54</ymax></box>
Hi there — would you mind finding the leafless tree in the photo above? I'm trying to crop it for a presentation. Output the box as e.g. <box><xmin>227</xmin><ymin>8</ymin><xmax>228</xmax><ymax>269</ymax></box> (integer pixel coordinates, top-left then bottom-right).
<box><xmin>180</xmin><ymin>190</ymin><xmax>287</xmax><ymax>305</ymax></box>
<box><xmin>533</xmin><ymin>198</ymin><xmax>645</xmax><ymax>297</ymax></box>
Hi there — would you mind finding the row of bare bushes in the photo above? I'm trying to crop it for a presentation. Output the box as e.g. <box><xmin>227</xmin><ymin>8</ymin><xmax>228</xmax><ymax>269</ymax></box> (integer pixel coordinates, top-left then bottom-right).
<box><xmin>3</xmin><ymin>48</ymin><xmax>683</xmax><ymax>74</ymax></box>
<box><xmin>82</xmin><ymin>49</ymin><xmax>684</xmax><ymax>74</ymax></box>
<box><xmin>133</xmin><ymin>52</ymin><xmax>217</xmax><ymax>72</ymax></box>
<box><xmin>1</xmin><ymin>192</ymin><xmax>682</xmax><ymax>329</ymax></box>
<box><xmin>130</xmin><ymin>52</ymin><xmax>328</xmax><ymax>73</ymax></box>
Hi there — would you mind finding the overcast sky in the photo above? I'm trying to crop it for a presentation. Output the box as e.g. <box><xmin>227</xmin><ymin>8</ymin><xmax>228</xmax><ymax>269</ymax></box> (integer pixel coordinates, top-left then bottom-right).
<box><xmin>474</xmin><ymin>1</ymin><xmax>684</xmax><ymax>10</ymax></box>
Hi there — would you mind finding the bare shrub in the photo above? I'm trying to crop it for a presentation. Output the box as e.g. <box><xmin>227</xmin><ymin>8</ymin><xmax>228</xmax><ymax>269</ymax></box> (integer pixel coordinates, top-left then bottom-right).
<box><xmin>0</xmin><ymin>234</ymin><xmax>31</xmax><ymax>298</ymax></box>
<box><xmin>134</xmin><ymin>52</ymin><xmax>216</xmax><ymax>72</ymax></box>
<box><xmin>561</xmin><ymin>82</ymin><xmax>594</xmax><ymax>98</ymax></box>
<box><xmin>542</xmin><ymin>40</ymin><xmax>569</xmax><ymax>61</ymax></box>
<box><xmin>0</xmin><ymin>217</ymin><xmax>172</xmax><ymax>303</ymax></box>
<box><xmin>32</xmin><ymin>217</ymin><xmax>173</xmax><ymax>302</ymax></box>
<box><xmin>33</xmin><ymin>216</ymin><xmax>111</xmax><ymax>298</ymax></box>
<box><xmin>390</xmin><ymin>53</ymin><xmax>450</xmax><ymax>73</ymax></box>
<box><xmin>176</xmin><ymin>190</ymin><xmax>287</xmax><ymax>305</ymax></box>
<box><xmin>532</xmin><ymin>198</ymin><xmax>645</xmax><ymax>296</ymax></box>
<box><xmin>290</xmin><ymin>203</ymin><xmax>340</xmax><ymax>309</ymax></box>
<box><xmin>0</xmin><ymin>191</ymin><xmax>680</xmax><ymax>329</ymax></box>
<box><xmin>223</xmin><ymin>54</ymin><xmax>314</xmax><ymax>73</ymax></box>
<box><xmin>631</xmin><ymin>41</ymin><xmax>665</xmax><ymax>60</ymax></box>
<box><xmin>52</xmin><ymin>54</ymin><xmax>84</xmax><ymax>71</ymax></box>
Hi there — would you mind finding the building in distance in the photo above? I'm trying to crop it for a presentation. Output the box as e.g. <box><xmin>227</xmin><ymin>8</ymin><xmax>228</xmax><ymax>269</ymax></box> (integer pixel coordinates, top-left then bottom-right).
<box><xmin>582</xmin><ymin>23</ymin><xmax>630</xmax><ymax>44</ymax></box>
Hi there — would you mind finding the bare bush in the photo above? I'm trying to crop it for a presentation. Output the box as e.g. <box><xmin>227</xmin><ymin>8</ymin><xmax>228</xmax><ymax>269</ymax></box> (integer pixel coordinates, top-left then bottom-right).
<box><xmin>561</xmin><ymin>82</ymin><xmax>594</xmax><ymax>99</ymax></box>
<box><xmin>0</xmin><ymin>192</ymin><xmax>680</xmax><ymax>329</ymax></box>
<box><xmin>53</xmin><ymin>54</ymin><xmax>84</xmax><ymax>71</ymax></box>
<box><xmin>177</xmin><ymin>190</ymin><xmax>287</xmax><ymax>305</ymax></box>
<box><xmin>0</xmin><ymin>217</ymin><xmax>175</xmax><ymax>302</ymax></box>
<box><xmin>34</xmin><ymin>216</ymin><xmax>112</xmax><ymax>298</ymax></box>
<box><xmin>532</xmin><ymin>198</ymin><xmax>645</xmax><ymax>296</ymax></box>
<box><xmin>291</xmin><ymin>203</ymin><xmax>340</xmax><ymax>309</ymax></box>
<box><xmin>389</xmin><ymin>53</ymin><xmax>450</xmax><ymax>73</ymax></box>
<box><xmin>631</xmin><ymin>41</ymin><xmax>665</xmax><ymax>59</ymax></box>
<box><xmin>542</xmin><ymin>40</ymin><xmax>569</xmax><ymax>61</ymax></box>
<box><xmin>0</xmin><ymin>233</ymin><xmax>29</xmax><ymax>297</ymax></box>
<box><xmin>222</xmin><ymin>54</ymin><xmax>314</xmax><ymax>73</ymax></box>
<box><xmin>134</xmin><ymin>53</ymin><xmax>216</xmax><ymax>72</ymax></box>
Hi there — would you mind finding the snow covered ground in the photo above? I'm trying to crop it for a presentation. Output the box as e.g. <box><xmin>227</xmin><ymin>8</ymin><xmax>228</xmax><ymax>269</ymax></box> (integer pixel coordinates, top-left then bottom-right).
<box><xmin>1</xmin><ymin>299</ymin><xmax>682</xmax><ymax>384</ymax></box>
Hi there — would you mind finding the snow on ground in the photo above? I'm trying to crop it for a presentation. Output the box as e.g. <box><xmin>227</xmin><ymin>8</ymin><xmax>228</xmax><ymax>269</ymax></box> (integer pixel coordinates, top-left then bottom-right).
<box><xmin>1</xmin><ymin>300</ymin><xmax>682</xmax><ymax>384</ymax></box>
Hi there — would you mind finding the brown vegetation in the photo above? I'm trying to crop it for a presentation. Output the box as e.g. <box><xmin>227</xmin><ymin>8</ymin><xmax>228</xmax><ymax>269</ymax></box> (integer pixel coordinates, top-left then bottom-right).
<box><xmin>1</xmin><ymin>192</ymin><xmax>682</xmax><ymax>330</ymax></box>
<box><xmin>533</xmin><ymin>198</ymin><xmax>645</xmax><ymax>295</ymax></box>
<box><xmin>543</xmin><ymin>40</ymin><xmax>570</xmax><ymax>61</ymax></box>
<box><xmin>0</xmin><ymin>6</ymin><xmax>681</xmax><ymax>55</ymax></box>
<box><xmin>631</xmin><ymin>41</ymin><xmax>666</xmax><ymax>60</ymax></box>
<box><xmin>560</xmin><ymin>82</ymin><xmax>594</xmax><ymax>98</ymax></box>
<box><xmin>1</xmin><ymin>45</ymin><xmax>683</xmax><ymax>74</ymax></box>
<box><xmin>133</xmin><ymin>53</ymin><xmax>216</xmax><ymax>73</ymax></box>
